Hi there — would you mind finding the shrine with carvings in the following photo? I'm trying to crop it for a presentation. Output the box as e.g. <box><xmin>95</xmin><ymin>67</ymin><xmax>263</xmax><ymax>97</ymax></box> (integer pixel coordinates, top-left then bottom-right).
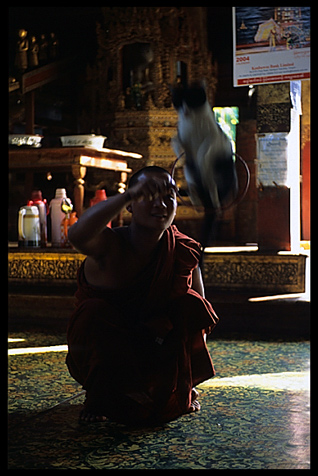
<box><xmin>83</xmin><ymin>7</ymin><xmax>216</xmax><ymax>172</ymax></box>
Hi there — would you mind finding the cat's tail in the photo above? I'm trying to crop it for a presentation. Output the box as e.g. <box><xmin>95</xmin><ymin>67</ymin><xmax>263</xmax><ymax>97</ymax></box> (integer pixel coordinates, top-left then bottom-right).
<box><xmin>170</xmin><ymin>151</ymin><xmax>185</xmax><ymax>178</ymax></box>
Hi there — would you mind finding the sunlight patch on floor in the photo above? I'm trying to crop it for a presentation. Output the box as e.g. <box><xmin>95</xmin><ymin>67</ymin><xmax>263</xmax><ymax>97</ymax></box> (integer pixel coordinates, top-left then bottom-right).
<box><xmin>199</xmin><ymin>371</ymin><xmax>310</xmax><ymax>392</ymax></box>
<box><xmin>8</xmin><ymin>345</ymin><xmax>68</xmax><ymax>355</ymax></box>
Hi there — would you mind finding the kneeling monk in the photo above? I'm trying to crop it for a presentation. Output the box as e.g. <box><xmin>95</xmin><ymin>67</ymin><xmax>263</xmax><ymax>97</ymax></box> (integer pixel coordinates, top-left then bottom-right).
<box><xmin>66</xmin><ymin>166</ymin><xmax>219</xmax><ymax>425</ymax></box>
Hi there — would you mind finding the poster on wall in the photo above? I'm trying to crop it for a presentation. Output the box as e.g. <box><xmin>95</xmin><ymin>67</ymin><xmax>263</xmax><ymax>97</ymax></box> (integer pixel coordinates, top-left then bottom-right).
<box><xmin>256</xmin><ymin>133</ymin><xmax>289</xmax><ymax>187</ymax></box>
<box><xmin>233</xmin><ymin>7</ymin><xmax>310</xmax><ymax>87</ymax></box>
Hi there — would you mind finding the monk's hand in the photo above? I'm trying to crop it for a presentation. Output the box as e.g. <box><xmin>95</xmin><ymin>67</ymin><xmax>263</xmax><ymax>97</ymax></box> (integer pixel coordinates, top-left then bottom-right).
<box><xmin>126</xmin><ymin>176</ymin><xmax>177</xmax><ymax>203</ymax></box>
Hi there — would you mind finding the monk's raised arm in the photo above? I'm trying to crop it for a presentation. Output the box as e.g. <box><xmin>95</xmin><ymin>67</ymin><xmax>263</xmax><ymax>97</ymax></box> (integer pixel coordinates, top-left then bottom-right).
<box><xmin>68</xmin><ymin>192</ymin><xmax>131</xmax><ymax>257</ymax></box>
<box><xmin>68</xmin><ymin>175</ymin><xmax>174</xmax><ymax>257</ymax></box>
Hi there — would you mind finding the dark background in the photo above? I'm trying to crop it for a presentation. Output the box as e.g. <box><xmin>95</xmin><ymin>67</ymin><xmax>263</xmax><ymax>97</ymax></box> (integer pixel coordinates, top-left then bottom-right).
<box><xmin>9</xmin><ymin>7</ymin><xmax>245</xmax><ymax>107</ymax></box>
<box><xmin>8</xmin><ymin>7</ymin><xmax>232</xmax><ymax>63</ymax></box>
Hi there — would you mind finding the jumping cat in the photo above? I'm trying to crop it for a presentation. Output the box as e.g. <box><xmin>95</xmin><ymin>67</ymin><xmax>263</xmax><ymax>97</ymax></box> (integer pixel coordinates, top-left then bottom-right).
<box><xmin>171</xmin><ymin>82</ymin><xmax>238</xmax><ymax>260</ymax></box>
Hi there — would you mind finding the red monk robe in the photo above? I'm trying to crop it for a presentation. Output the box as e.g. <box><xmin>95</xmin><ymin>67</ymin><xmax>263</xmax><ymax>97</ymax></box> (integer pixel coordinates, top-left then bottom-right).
<box><xmin>66</xmin><ymin>225</ymin><xmax>219</xmax><ymax>425</ymax></box>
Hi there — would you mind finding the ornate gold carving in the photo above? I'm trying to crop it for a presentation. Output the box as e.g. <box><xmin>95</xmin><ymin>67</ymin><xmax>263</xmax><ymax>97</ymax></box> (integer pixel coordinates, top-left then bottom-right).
<box><xmin>9</xmin><ymin>251</ymin><xmax>306</xmax><ymax>293</ymax></box>
<box><xmin>256</xmin><ymin>83</ymin><xmax>292</xmax><ymax>133</ymax></box>
<box><xmin>107</xmin><ymin>109</ymin><xmax>179</xmax><ymax>169</ymax></box>
<box><xmin>257</xmin><ymin>83</ymin><xmax>291</xmax><ymax>104</ymax></box>
<box><xmin>203</xmin><ymin>253</ymin><xmax>306</xmax><ymax>292</ymax></box>
<box><xmin>8</xmin><ymin>252</ymin><xmax>85</xmax><ymax>281</ymax></box>
<box><xmin>90</xmin><ymin>7</ymin><xmax>216</xmax><ymax>165</ymax></box>
<box><xmin>256</xmin><ymin>104</ymin><xmax>291</xmax><ymax>133</ymax></box>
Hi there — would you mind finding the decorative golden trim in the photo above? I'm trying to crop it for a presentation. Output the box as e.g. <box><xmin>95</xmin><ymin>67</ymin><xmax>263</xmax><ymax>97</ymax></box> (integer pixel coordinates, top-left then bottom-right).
<box><xmin>8</xmin><ymin>250</ymin><xmax>306</xmax><ymax>292</ymax></box>
<box><xmin>8</xmin><ymin>252</ymin><xmax>86</xmax><ymax>281</ymax></box>
<box><xmin>203</xmin><ymin>253</ymin><xmax>306</xmax><ymax>292</ymax></box>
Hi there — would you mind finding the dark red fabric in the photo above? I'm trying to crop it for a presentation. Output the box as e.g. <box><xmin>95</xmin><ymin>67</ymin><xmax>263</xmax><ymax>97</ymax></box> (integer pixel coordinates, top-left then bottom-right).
<box><xmin>66</xmin><ymin>225</ymin><xmax>219</xmax><ymax>425</ymax></box>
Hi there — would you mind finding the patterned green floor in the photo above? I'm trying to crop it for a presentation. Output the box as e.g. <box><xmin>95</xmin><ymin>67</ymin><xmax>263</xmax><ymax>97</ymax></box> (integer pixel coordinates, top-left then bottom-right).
<box><xmin>8</xmin><ymin>329</ymin><xmax>310</xmax><ymax>469</ymax></box>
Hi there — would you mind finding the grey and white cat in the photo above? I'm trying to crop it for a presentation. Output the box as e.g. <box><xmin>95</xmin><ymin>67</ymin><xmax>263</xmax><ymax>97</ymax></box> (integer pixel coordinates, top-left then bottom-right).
<box><xmin>172</xmin><ymin>82</ymin><xmax>237</xmax><ymax>211</ymax></box>
<box><xmin>171</xmin><ymin>82</ymin><xmax>238</xmax><ymax>251</ymax></box>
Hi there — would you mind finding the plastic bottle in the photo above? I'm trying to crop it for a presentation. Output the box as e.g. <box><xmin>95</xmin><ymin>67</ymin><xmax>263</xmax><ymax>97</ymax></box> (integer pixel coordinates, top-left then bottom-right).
<box><xmin>27</xmin><ymin>190</ymin><xmax>48</xmax><ymax>247</ymax></box>
<box><xmin>90</xmin><ymin>189</ymin><xmax>111</xmax><ymax>227</ymax></box>
<box><xmin>49</xmin><ymin>188</ymin><xmax>72</xmax><ymax>247</ymax></box>
<box><xmin>60</xmin><ymin>211</ymin><xmax>78</xmax><ymax>248</ymax></box>
<box><xmin>60</xmin><ymin>214</ymin><xmax>70</xmax><ymax>248</ymax></box>
<box><xmin>90</xmin><ymin>189</ymin><xmax>107</xmax><ymax>207</ymax></box>
<box><xmin>69</xmin><ymin>211</ymin><xmax>78</xmax><ymax>227</ymax></box>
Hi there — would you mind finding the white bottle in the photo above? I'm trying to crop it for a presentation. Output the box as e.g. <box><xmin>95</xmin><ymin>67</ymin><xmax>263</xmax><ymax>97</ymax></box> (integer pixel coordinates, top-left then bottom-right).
<box><xmin>49</xmin><ymin>188</ymin><xmax>71</xmax><ymax>247</ymax></box>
